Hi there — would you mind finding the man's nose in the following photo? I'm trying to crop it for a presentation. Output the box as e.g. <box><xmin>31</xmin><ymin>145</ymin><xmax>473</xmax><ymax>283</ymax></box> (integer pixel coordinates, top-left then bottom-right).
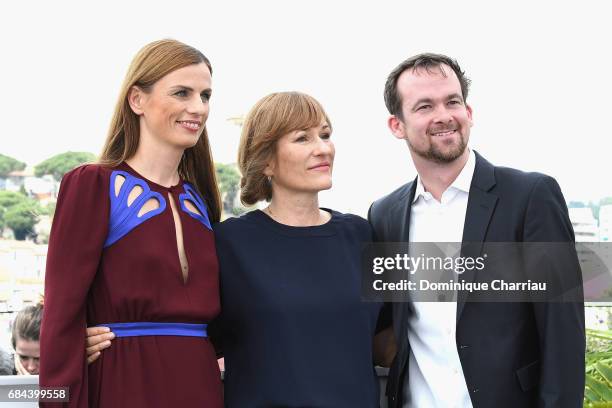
<box><xmin>432</xmin><ymin>105</ymin><xmax>454</xmax><ymax>124</ymax></box>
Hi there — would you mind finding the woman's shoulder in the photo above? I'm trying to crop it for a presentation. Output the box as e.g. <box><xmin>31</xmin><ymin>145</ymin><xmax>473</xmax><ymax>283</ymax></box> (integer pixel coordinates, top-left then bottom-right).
<box><xmin>213</xmin><ymin>210</ymin><xmax>258</xmax><ymax>234</ymax></box>
<box><xmin>328</xmin><ymin>210</ymin><xmax>373</xmax><ymax>238</ymax></box>
<box><xmin>212</xmin><ymin>211</ymin><xmax>268</xmax><ymax>254</ymax></box>
<box><xmin>329</xmin><ymin>209</ymin><xmax>369</xmax><ymax>227</ymax></box>
<box><xmin>330</xmin><ymin>210</ymin><xmax>366</xmax><ymax>224</ymax></box>
<box><xmin>57</xmin><ymin>164</ymin><xmax>115</xmax><ymax>195</ymax></box>
<box><xmin>61</xmin><ymin>163</ymin><xmax>112</xmax><ymax>184</ymax></box>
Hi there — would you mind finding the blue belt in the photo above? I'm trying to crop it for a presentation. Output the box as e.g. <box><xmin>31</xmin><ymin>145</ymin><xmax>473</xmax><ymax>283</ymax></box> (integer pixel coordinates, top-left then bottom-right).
<box><xmin>96</xmin><ymin>322</ymin><xmax>208</xmax><ymax>338</ymax></box>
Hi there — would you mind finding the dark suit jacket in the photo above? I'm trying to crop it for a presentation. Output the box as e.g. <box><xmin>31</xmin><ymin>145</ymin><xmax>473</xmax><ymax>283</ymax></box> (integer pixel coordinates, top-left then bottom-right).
<box><xmin>368</xmin><ymin>152</ymin><xmax>585</xmax><ymax>408</ymax></box>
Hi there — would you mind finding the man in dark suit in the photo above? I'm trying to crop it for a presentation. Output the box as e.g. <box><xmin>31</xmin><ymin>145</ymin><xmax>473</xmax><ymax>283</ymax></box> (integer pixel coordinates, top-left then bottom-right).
<box><xmin>369</xmin><ymin>54</ymin><xmax>585</xmax><ymax>408</ymax></box>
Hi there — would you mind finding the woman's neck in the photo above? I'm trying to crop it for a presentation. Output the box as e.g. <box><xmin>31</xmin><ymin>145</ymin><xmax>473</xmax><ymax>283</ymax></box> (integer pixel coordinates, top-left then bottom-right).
<box><xmin>265</xmin><ymin>188</ymin><xmax>329</xmax><ymax>227</ymax></box>
<box><xmin>126</xmin><ymin>134</ymin><xmax>183</xmax><ymax>188</ymax></box>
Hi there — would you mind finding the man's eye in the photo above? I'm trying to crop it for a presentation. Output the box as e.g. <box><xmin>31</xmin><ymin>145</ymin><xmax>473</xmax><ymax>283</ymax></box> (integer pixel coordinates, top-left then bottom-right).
<box><xmin>417</xmin><ymin>105</ymin><xmax>431</xmax><ymax>111</ymax></box>
<box><xmin>320</xmin><ymin>133</ymin><xmax>331</xmax><ymax>140</ymax></box>
<box><xmin>201</xmin><ymin>92</ymin><xmax>211</xmax><ymax>102</ymax></box>
<box><xmin>448</xmin><ymin>100</ymin><xmax>461</xmax><ymax>105</ymax></box>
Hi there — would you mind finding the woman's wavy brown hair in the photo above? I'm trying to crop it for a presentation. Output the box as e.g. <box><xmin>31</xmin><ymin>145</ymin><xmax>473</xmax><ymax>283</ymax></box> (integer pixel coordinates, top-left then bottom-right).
<box><xmin>237</xmin><ymin>92</ymin><xmax>331</xmax><ymax>206</ymax></box>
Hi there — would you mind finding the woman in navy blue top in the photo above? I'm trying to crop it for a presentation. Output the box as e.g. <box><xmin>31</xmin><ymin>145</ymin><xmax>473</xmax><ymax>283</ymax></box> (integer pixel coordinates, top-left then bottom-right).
<box><xmin>215</xmin><ymin>209</ymin><xmax>381</xmax><ymax>407</ymax></box>
<box><xmin>213</xmin><ymin>92</ymin><xmax>382</xmax><ymax>407</ymax></box>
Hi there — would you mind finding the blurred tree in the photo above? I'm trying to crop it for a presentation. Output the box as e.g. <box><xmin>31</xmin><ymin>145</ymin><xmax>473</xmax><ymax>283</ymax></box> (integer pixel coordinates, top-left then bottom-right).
<box><xmin>0</xmin><ymin>191</ymin><xmax>24</xmax><ymax>233</ymax></box>
<box><xmin>0</xmin><ymin>153</ymin><xmax>26</xmax><ymax>178</ymax></box>
<box><xmin>215</xmin><ymin>163</ymin><xmax>241</xmax><ymax>214</ymax></box>
<box><xmin>0</xmin><ymin>191</ymin><xmax>40</xmax><ymax>239</ymax></box>
<box><xmin>0</xmin><ymin>191</ymin><xmax>27</xmax><ymax>208</ymax></box>
<box><xmin>35</xmin><ymin>151</ymin><xmax>96</xmax><ymax>181</ymax></box>
<box><xmin>40</xmin><ymin>201</ymin><xmax>56</xmax><ymax>217</ymax></box>
<box><xmin>3</xmin><ymin>200</ymin><xmax>40</xmax><ymax>240</ymax></box>
<box><xmin>231</xmin><ymin>206</ymin><xmax>249</xmax><ymax>216</ymax></box>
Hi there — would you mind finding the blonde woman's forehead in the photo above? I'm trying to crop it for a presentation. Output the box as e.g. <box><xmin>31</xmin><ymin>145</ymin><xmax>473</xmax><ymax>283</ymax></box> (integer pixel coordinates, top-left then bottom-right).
<box><xmin>156</xmin><ymin>63</ymin><xmax>212</xmax><ymax>89</ymax></box>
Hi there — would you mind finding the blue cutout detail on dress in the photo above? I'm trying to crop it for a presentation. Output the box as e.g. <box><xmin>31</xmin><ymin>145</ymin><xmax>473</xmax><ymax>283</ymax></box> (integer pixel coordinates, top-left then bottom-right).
<box><xmin>104</xmin><ymin>171</ymin><xmax>167</xmax><ymax>247</ymax></box>
<box><xmin>179</xmin><ymin>183</ymin><xmax>212</xmax><ymax>230</ymax></box>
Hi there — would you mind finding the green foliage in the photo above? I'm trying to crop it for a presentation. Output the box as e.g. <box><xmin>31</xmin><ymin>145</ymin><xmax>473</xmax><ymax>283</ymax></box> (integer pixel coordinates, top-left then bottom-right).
<box><xmin>585</xmin><ymin>329</ymin><xmax>612</xmax><ymax>406</ymax></box>
<box><xmin>3</xmin><ymin>200</ymin><xmax>40</xmax><ymax>240</ymax></box>
<box><xmin>40</xmin><ymin>202</ymin><xmax>56</xmax><ymax>217</ymax></box>
<box><xmin>0</xmin><ymin>191</ymin><xmax>27</xmax><ymax>208</ymax></box>
<box><xmin>0</xmin><ymin>153</ymin><xmax>26</xmax><ymax>178</ymax></box>
<box><xmin>231</xmin><ymin>206</ymin><xmax>249</xmax><ymax>216</ymax></box>
<box><xmin>0</xmin><ymin>191</ymin><xmax>28</xmax><ymax>232</ymax></box>
<box><xmin>0</xmin><ymin>191</ymin><xmax>40</xmax><ymax>239</ymax></box>
<box><xmin>215</xmin><ymin>163</ymin><xmax>241</xmax><ymax>214</ymax></box>
<box><xmin>34</xmin><ymin>151</ymin><xmax>96</xmax><ymax>181</ymax></box>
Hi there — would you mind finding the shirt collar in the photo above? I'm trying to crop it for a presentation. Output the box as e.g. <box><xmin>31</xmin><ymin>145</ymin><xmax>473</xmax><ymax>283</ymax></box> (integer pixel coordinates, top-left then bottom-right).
<box><xmin>412</xmin><ymin>149</ymin><xmax>476</xmax><ymax>203</ymax></box>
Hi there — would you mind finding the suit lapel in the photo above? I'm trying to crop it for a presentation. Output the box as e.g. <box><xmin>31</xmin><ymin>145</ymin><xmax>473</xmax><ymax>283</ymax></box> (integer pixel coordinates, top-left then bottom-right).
<box><xmin>456</xmin><ymin>152</ymin><xmax>499</xmax><ymax>322</ymax></box>
<box><xmin>393</xmin><ymin>178</ymin><xmax>417</xmax><ymax>242</ymax></box>
<box><xmin>394</xmin><ymin>178</ymin><xmax>417</xmax><ymax>343</ymax></box>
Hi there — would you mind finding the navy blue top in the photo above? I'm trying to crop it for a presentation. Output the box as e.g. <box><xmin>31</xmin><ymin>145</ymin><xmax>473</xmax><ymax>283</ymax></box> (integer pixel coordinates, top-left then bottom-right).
<box><xmin>214</xmin><ymin>209</ymin><xmax>382</xmax><ymax>408</ymax></box>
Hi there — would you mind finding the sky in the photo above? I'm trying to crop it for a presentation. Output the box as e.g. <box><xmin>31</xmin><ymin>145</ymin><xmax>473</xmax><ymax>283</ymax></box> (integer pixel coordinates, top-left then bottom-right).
<box><xmin>1</xmin><ymin>0</ymin><xmax>610</xmax><ymax>217</ymax></box>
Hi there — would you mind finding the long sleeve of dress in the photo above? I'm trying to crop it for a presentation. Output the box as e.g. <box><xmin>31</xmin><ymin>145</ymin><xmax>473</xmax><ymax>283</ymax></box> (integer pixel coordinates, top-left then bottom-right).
<box><xmin>40</xmin><ymin>165</ymin><xmax>110</xmax><ymax>408</ymax></box>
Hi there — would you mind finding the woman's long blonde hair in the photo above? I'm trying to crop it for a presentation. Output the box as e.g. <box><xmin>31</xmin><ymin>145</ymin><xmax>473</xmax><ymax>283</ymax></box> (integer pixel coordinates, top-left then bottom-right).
<box><xmin>99</xmin><ymin>39</ymin><xmax>221</xmax><ymax>222</ymax></box>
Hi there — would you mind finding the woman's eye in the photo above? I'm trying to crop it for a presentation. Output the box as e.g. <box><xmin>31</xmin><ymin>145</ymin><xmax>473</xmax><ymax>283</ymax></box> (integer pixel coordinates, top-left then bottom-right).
<box><xmin>174</xmin><ymin>90</ymin><xmax>188</xmax><ymax>97</ymax></box>
<box><xmin>320</xmin><ymin>133</ymin><xmax>331</xmax><ymax>140</ymax></box>
<box><xmin>201</xmin><ymin>92</ymin><xmax>211</xmax><ymax>102</ymax></box>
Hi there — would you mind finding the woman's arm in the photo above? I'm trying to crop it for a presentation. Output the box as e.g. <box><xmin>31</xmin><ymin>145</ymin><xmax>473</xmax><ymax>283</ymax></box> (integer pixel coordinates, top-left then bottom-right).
<box><xmin>39</xmin><ymin>165</ymin><xmax>110</xmax><ymax>407</ymax></box>
<box><xmin>373</xmin><ymin>326</ymin><xmax>397</xmax><ymax>367</ymax></box>
<box><xmin>373</xmin><ymin>302</ymin><xmax>396</xmax><ymax>367</ymax></box>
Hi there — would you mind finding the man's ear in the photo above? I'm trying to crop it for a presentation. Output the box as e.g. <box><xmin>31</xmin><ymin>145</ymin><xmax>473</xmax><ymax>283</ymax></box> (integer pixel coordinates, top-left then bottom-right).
<box><xmin>128</xmin><ymin>86</ymin><xmax>146</xmax><ymax>115</ymax></box>
<box><xmin>388</xmin><ymin>115</ymin><xmax>406</xmax><ymax>140</ymax></box>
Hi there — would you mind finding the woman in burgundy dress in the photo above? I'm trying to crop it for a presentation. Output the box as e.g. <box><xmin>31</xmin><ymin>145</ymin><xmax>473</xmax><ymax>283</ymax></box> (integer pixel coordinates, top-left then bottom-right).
<box><xmin>39</xmin><ymin>39</ymin><xmax>223</xmax><ymax>407</ymax></box>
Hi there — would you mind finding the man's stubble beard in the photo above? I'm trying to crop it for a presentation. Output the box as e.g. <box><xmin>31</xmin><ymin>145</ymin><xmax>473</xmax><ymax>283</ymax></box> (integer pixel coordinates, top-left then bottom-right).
<box><xmin>408</xmin><ymin>132</ymin><xmax>468</xmax><ymax>164</ymax></box>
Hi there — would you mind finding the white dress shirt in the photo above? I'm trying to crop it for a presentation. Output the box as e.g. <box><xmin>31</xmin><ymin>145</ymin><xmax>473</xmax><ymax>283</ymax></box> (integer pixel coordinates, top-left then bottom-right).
<box><xmin>403</xmin><ymin>149</ymin><xmax>476</xmax><ymax>408</ymax></box>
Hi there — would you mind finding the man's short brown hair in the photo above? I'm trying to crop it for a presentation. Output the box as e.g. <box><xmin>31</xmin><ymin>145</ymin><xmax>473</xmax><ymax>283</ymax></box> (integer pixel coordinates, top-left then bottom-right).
<box><xmin>384</xmin><ymin>53</ymin><xmax>471</xmax><ymax>120</ymax></box>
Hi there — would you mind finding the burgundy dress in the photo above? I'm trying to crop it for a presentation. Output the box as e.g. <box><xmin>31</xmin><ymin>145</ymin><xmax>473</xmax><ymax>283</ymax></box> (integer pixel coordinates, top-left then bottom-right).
<box><xmin>39</xmin><ymin>163</ymin><xmax>223</xmax><ymax>408</ymax></box>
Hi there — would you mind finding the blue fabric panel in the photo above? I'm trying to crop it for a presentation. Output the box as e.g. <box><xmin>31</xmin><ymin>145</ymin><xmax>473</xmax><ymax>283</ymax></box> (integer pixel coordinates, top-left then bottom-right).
<box><xmin>179</xmin><ymin>183</ymin><xmax>212</xmax><ymax>230</ymax></box>
<box><xmin>104</xmin><ymin>170</ymin><xmax>167</xmax><ymax>247</ymax></box>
